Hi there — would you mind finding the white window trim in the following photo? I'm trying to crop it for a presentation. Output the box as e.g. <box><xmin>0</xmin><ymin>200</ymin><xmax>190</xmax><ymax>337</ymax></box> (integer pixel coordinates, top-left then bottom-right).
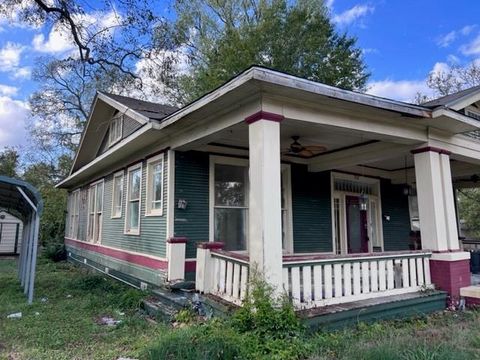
<box><xmin>145</xmin><ymin>153</ymin><xmax>165</xmax><ymax>217</ymax></box>
<box><xmin>209</xmin><ymin>156</ymin><xmax>249</xmax><ymax>246</ymax></box>
<box><xmin>208</xmin><ymin>155</ymin><xmax>293</xmax><ymax>253</ymax></box>
<box><xmin>330</xmin><ymin>172</ymin><xmax>384</xmax><ymax>255</ymax></box>
<box><xmin>111</xmin><ymin>170</ymin><xmax>124</xmax><ymax>219</ymax></box>
<box><xmin>71</xmin><ymin>189</ymin><xmax>80</xmax><ymax>239</ymax></box>
<box><xmin>124</xmin><ymin>162</ymin><xmax>143</xmax><ymax>235</ymax></box>
<box><xmin>87</xmin><ymin>179</ymin><xmax>104</xmax><ymax>243</ymax></box>
<box><xmin>109</xmin><ymin>114</ymin><xmax>123</xmax><ymax>147</ymax></box>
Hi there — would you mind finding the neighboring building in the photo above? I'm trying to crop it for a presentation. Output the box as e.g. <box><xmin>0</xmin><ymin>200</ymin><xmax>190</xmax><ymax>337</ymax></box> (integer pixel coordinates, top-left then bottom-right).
<box><xmin>0</xmin><ymin>210</ymin><xmax>23</xmax><ymax>255</ymax></box>
<box><xmin>59</xmin><ymin>66</ymin><xmax>480</xmax><ymax>312</ymax></box>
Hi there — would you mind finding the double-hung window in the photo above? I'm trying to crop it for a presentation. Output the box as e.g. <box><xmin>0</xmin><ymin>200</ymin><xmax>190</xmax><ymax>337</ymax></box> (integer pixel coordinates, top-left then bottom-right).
<box><xmin>69</xmin><ymin>190</ymin><xmax>80</xmax><ymax>239</ymax></box>
<box><xmin>111</xmin><ymin>171</ymin><xmax>124</xmax><ymax>218</ymax></box>
<box><xmin>87</xmin><ymin>180</ymin><xmax>104</xmax><ymax>243</ymax></box>
<box><xmin>125</xmin><ymin>163</ymin><xmax>142</xmax><ymax>234</ymax></box>
<box><xmin>211</xmin><ymin>157</ymin><xmax>248</xmax><ymax>251</ymax></box>
<box><xmin>146</xmin><ymin>154</ymin><xmax>164</xmax><ymax>216</ymax></box>
<box><xmin>109</xmin><ymin>114</ymin><xmax>123</xmax><ymax>146</ymax></box>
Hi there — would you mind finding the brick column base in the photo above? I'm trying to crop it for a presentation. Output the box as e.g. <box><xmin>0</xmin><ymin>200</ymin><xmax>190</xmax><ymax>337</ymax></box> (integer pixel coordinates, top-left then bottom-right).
<box><xmin>430</xmin><ymin>258</ymin><xmax>470</xmax><ymax>299</ymax></box>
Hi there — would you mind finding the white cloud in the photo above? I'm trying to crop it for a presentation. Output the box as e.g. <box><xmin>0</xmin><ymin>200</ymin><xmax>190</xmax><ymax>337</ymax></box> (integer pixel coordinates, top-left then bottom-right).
<box><xmin>12</xmin><ymin>67</ymin><xmax>31</xmax><ymax>79</ymax></box>
<box><xmin>0</xmin><ymin>96</ymin><xmax>29</xmax><ymax>147</ymax></box>
<box><xmin>32</xmin><ymin>29</ymin><xmax>75</xmax><ymax>54</ymax></box>
<box><xmin>367</xmin><ymin>79</ymin><xmax>431</xmax><ymax>102</ymax></box>
<box><xmin>461</xmin><ymin>34</ymin><xmax>480</xmax><ymax>56</ymax></box>
<box><xmin>437</xmin><ymin>31</ymin><xmax>456</xmax><ymax>48</ymax></box>
<box><xmin>0</xmin><ymin>84</ymin><xmax>18</xmax><ymax>96</ymax></box>
<box><xmin>437</xmin><ymin>25</ymin><xmax>477</xmax><ymax>48</ymax></box>
<box><xmin>325</xmin><ymin>0</ymin><xmax>335</xmax><ymax>10</ymax></box>
<box><xmin>332</xmin><ymin>4</ymin><xmax>374</xmax><ymax>26</ymax></box>
<box><xmin>0</xmin><ymin>42</ymin><xmax>24</xmax><ymax>72</ymax></box>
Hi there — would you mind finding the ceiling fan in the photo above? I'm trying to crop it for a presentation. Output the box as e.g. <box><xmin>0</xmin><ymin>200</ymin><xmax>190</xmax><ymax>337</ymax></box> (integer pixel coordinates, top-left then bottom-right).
<box><xmin>282</xmin><ymin>136</ymin><xmax>327</xmax><ymax>158</ymax></box>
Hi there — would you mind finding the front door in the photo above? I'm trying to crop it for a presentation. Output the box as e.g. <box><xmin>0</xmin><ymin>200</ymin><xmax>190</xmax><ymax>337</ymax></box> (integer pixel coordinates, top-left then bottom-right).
<box><xmin>346</xmin><ymin>196</ymin><xmax>369</xmax><ymax>253</ymax></box>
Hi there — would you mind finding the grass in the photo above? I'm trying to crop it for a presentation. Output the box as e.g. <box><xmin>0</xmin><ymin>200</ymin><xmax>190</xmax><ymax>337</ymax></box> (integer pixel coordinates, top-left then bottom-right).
<box><xmin>3</xmin><ymin>257</ymin><xmax>480</xmax><ymax>359</ymax></box>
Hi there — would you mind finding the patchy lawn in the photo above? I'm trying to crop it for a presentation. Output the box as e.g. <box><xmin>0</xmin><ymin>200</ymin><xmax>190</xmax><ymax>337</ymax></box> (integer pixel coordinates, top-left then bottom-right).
<box><xmin>0</xmin><ymin>257</ymin><xmax>166</xmax><ymax>360</ymax></box>
<box><xmin>2</xmin><ymin>257</ymin><xmax>480</xmax><ymax>360</ymax></box>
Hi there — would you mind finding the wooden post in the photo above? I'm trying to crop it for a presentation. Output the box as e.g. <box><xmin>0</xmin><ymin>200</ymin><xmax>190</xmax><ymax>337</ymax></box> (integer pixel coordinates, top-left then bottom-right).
<box><xmin>166</xmin><ymin>237</ymin><xmax>187</xmax><ymax>281</ymax></box>
<box><xmin>195</xmin><ymin>242</ymin><xmax>224</xmax><ymax>293</ymax></box>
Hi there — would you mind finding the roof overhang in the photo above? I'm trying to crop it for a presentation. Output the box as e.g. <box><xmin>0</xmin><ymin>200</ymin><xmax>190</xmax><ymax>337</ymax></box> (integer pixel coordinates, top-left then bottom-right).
<box><xmin>0</xmin><ymin>176</ymin><xmax>43</xmax><ymax>220</ymax></box>
<box><xmin>428</xmin><ymin>108</ymin><xmax>480</xmax><ymax>133</ymax></box>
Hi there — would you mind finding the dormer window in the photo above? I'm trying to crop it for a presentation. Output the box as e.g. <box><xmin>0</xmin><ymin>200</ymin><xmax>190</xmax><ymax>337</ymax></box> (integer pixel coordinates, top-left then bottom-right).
<box><xmin>109</xmin><ymin>113</ymin><xmax>123</xmax><ymax>146</ymax></box>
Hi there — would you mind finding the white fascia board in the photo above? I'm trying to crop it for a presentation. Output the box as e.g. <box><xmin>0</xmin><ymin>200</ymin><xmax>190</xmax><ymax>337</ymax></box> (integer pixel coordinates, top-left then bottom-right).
<box><xmin>446</xmin><ymin>92</ymin><xmax>480</xmax><ymax>111</ymax></box>
<box><xmin>56</xmin><ymin>123</ymin><xmax>153</xmax><ymax>188</ymax></box>
<box><xmin>431</xmin><ymin>108</ymin><xmax>480</xmax><ymax>132</ymax></box>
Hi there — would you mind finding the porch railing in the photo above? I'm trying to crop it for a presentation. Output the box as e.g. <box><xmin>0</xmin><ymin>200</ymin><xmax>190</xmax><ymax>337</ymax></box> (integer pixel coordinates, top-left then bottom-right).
<box><xmin>283</xmin><ymin>250</ymin><xmax>432</xmax><ymax>309</ymax></box>
<box><xmin>196</xmin><ymin>246</ymin><xmax>433</xmax><ymax>309</ymax></box>
<box><xmin>196</xmin><ymin>245</ymin><xmax>249</xmax><ymax>305</ymax></box>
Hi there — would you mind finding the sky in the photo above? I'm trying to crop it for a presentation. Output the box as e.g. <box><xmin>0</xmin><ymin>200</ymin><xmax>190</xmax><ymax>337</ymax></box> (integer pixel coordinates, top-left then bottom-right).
<box><xmin>1</xmin><ymin>0</ymin><xmax>480</xmax><ymax>149</ymax></box>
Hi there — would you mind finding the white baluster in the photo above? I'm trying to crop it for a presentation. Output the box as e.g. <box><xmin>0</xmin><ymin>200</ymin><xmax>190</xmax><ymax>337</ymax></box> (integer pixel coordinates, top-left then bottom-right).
<box><xmin>334</xmin><ymin>263</ymin><xmax>342</xmax><ymax>298</ymax></box>
<box><xmin>282</xmin><ymin>267</ymin><xmax>289</xmax><ymax>294</ymax></box>
<box><xmin>353</xmin><ymin>262</ymin><xmax>361</xmax><ymax>295</ymax></box>
<box><xmin>226</xmin><ymin>261</ymin><xmax>233</xmax><ymax>297</ymax></box>
<box><xmin>219</xmin><ymin>259</ymin><xmax>227</xmax><ymax>294</ymax></box>
<box><xmin>240</xmin><ymin>265</ymin><xmax>248</xmax><ymax>300</ymax></box>
<box><xmin>291</xmin><ymin>267</ymin><xmax>301</xmax><ymax>306</ymax></box>
<box><xmin>386</xmin><ymin>260</ymin><xmax>394</xmax><ymax>290</ymax></box>
<box><xmin>324</xmin><ymin>264</ymin><xmax>333</xmax><ymax>299</ymax></box>
<box><xmin>401</xmin><ymin>258</ymin><xmax>409</xmax><ymax>288</ymax></box>
<box><xmin>361</xmin><ymin>261</ymin><xmax>370</xmax><ymax>294</ymax></box>
<box><xmin>416</xmin><ymin>258</ymin><xmax>424</xmax><ymax>286</ymax></box>
<box><xmin>303</xmin><ymin>266</ymin><xmax>312</xmax><ymax>303</ymax></box>
<box><xmin>370</xmin><ymin>261</ymin><xmax>378</xmax><ymax>292</ymax></box>
<box><xmin>232</xmin><ymin>263</ymin><xmax>240</xmax><ymax>300</ymax></box>
<box><xmin>423</xmin><ymin>257</ymin><xmax>431</xmax><ymax>285</ymax></box>
<box><xmin>378</xmin><ymin>260</ymin><xmax>386</xmax><ymax>291</ymax></box>
<box><xmin>313</xmin><ymin>265</ymin><xmax>323</xmax><ymax>302</ymax></box>
<box><xmin>343</xmin><ymin>263</ymin><xmax>352</xmax><ymax>297</ymax></box>
<box><xmin>409</xmin><ymin>258</ymin><xmax>417</xmax><ymax>287</ymax></box>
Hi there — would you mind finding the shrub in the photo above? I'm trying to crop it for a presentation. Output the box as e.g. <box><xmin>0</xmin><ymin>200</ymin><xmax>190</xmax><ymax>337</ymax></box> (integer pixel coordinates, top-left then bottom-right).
<box><xmin>146</xmin><ymin>321</ymin><xmax>242</xmax><ymax>360</ymax></box>
<box><xmin>43</xmin><ymin>243</ymin><xmax>67</xmax><ymax>262</ymax></box>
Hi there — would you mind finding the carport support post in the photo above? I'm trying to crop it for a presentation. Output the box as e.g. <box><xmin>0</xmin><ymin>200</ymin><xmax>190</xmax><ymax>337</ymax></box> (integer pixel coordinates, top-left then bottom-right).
<box><xmin>18</xmin><ymin>217</ymin><xmax>29</xmax><ymax>283</ymax></box>
<box><xmin>23</xmin><ymin>213</ymin><xmax>34</xmax><ymax>295</ymax></box>
<box><xmin>247</xmin><ymin>113</ymin><xmax>284</xmax><ymax>295</ymax></box>
<box><xmin>413</xmin><ymin>147</ymin><xmax>470</xmax><ymax>299</ymax></box>
<box><xmin>27</xmin><ymin>214</ymin><xmax>40</xmax><ymax>304</ymax></box>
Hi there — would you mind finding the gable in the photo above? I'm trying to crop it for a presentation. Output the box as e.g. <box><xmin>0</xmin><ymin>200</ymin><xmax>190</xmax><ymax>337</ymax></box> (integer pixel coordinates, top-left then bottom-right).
<box><xmin>96</xmin><ymin>113</ymin><xmax>144</xmax><ymax>157</ymax></box>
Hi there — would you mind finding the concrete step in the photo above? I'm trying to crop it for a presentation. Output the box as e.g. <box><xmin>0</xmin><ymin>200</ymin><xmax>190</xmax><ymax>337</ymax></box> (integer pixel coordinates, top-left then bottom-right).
<box><xmin>460</xmin><ymin>285</ymin><xmax>480</xmax><ymax>306</ymax></box>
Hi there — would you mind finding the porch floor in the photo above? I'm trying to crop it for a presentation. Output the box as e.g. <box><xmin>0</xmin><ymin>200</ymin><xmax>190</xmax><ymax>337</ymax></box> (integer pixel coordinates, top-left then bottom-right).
<box><xmin>298</xmin><ymin>290</ymin><xmax>447</xmax><ymax>331</ymax></box>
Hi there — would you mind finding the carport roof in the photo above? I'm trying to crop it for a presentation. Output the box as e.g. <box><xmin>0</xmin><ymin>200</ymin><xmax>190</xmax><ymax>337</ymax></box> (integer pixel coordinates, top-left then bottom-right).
<box><xmin>0</xmin><ymin>176</ymin><xmax>43</xmax><ymax>220</ymax></box>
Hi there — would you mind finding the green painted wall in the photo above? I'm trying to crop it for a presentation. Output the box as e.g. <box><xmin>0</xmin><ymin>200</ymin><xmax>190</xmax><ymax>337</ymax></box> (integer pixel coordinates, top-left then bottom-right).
<box><xmin>291</xmin><ymin>165</ymin><xmax>333</xmax><ymax>252</ymax></box>
<box><xmin>174</xmin><ymin>151</ymin><xmax>210</xmax><ymax>258</ymax></box>
<box><xmin>102</xmin><ymin>153</ymin><xmax>168</xmax><ymax>257</ymax></box>
<box><xmin>381</xmin><ymin>180</ymin><xmax>412</xmax><ymax>251</ymax></box>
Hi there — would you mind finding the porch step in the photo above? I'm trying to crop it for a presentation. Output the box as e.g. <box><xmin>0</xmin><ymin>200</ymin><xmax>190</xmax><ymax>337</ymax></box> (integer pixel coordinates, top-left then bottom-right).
<box><xmin>460</xmin><ymin>285</ymin><xmax>480</xmax><ymax>306</ymax></box>
<box><xmin>298</xmin><ymin>290</ymin><xmax>447</xmax><ymax>331</ymax></box>
<box><xmin>143</xmin><ymin>288</ymin><xmax>197</xmax><ymax>322</ymax></box>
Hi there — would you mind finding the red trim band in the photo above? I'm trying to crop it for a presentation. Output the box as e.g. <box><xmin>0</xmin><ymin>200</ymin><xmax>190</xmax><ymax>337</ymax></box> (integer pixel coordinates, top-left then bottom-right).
<box><xmin>65</xmin><ymin>238</ymin><xmax>168</xmax><ymax>270</ymax></box>
<box><xmin>411</xmin><ymin>146</ymin><xmax>451</xmax><ymax>155</ymax></box>
<box><xmin>197</xmin><ymin>241</ymin><xmax>225</xmax><ymax>250</ymax></box>
<box><xmin>245</xmin><ymin>111</ymin><xmax>285</xmax><ymax>124</ymax></box>
<box><xmin>167</xmin><ymin>237</ymin><xmax>188</xmax><ymax>244</ymax></box>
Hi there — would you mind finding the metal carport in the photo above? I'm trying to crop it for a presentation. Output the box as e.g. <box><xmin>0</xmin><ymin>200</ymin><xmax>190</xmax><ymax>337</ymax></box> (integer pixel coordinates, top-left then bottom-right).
<box><xmin>0</xmin><ymin>176</ymin><xmax>43</xmax><ymax>304</ymax></box>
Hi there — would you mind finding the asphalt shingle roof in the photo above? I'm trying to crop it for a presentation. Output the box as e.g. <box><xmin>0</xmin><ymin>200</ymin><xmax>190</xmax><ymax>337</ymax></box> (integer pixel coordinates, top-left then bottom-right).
<box><xmin>423</xmin><ymin>85</ymin><xmax>480</xmax><ymax>108</ymax></box>
<box><xmin>100</xmin><ymin>92</ymin><xmax>178</xmax><ymax>121</ymax></box>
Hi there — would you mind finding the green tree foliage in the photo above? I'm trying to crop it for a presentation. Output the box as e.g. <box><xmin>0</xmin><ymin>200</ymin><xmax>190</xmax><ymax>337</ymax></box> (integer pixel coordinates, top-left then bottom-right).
<box><xmin>169</xmin><ymin>0</ymin><xmax>369</xmax><ymax>103</ymax></box>
<box><xmin>0</xmin><ymin>148</ymin><xmax>20</xmax><ymax>178</ymax></box>
<box><xmin>458</xmin><ymin>188</ymin><xmax>480</xmax><ymax>238</ymax></box>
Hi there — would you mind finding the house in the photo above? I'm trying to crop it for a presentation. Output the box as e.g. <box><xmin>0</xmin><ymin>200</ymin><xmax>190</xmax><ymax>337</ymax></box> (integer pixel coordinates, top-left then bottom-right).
<box><xmin>59</xmin><ymin>66</ymin><xmax>480</xmax><ymax>315</ymax></box>
<box><xmin>0</xmin><ymin>210</ymin><xmax>23</xmax><ymax>255</ymax></box>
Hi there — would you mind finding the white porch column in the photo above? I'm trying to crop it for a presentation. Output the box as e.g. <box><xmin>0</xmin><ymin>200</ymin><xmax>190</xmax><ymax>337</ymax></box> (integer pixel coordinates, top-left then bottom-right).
<box><xmin>247</xmin><ymin>112</ymin><xmax>284</xmax><ymax>293</ymax></box>
<box><xmin>413</xmin><ymin>147</ymin><xmax>470</xmax><ymax>298</ymax></box>
<box><xmin>413</xmin><ymin>149</ymin><xmax>452</xmax><ymax>251</ymax></box>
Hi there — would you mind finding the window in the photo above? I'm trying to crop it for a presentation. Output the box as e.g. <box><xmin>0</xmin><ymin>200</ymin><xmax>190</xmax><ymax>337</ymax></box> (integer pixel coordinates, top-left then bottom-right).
<box><xmin>146</xmin><ymin>154</ymin><xmax>164</xmax><ymax>216</ymax></box>
<box><xmin>109</xmin><ymin>114</ymin><xmax>123</xmax><ymax>146</ymax></box>
<box><xmin>211</xmin><ymin>158</ymin><xmax>248</xmax><ymax>251</ymax></box>
<box><xmin>87</xmin><ymin>181</ymin><xmax>104</xmax><ymax>243</ymax></box>
<box><xmin>125</xmin><ymin>164</ymin><xmax>142</xmax><ymax>234</ymax></box>
<box><xmin>111</xmin><ymin>171</ymin><xmax>124</xmax><ymax>218</ymax></box>
<box><xmin>67</xmin><ymin>190</ymin><xmax>80</xmax><ymax>239</ymax></box>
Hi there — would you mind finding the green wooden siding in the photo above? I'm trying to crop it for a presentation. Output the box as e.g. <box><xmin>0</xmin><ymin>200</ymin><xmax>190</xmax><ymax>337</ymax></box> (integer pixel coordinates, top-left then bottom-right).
<box><xmin>291</xmin><ymin>165</ymin><xmax>333</xmax><ymax>253</ymax></box>
<box><xmin>381</xmin><ymin>180</ymin><xmax>411</xmax><ymax>251</ymax></box>
<box><xmin>101</xmin><ymin>153</ymin><xmax>168</xmax><ymax>257</ymax></box>
<box><xmin>174</xmin><ymin>151</ymin><xmax>210</xmax><ymax>258</ymax></box>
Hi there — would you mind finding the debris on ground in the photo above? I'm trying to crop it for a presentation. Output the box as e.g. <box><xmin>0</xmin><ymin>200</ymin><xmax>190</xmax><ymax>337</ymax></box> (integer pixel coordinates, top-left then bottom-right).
<box><xmin>66</xmin><ymin>294</ymin><xmax>72</xmax><ymax>298</ymax></box>
<box><xmin>40</xmin><ymin>297</ymin><xmax>48</xmax><ymax>303</ymax></box>
<box><xmin>96</xmin><ymin>316</ymin><xmax>122</xmax><ymax>326</ymax></box>
<box><xmin>6</xmin><ymin>312</ymin><xmax>22</xmax><ymax>319</ymax></box>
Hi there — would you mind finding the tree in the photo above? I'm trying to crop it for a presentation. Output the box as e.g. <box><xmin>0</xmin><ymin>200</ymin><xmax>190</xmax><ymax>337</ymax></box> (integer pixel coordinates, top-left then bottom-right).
<box><xmin>168</xmin><ymin>0</ymin><xmax>369</xmax><ymax>104</ymax></box>
<box><xmin>458</xmin><ymin>188</ymin><xmax>480</xmax><ymax>239</ymax></box>
<box><xmin>0</xmin><ymin>148</ymin><xmax>20</xmax><ymax>178</ymax></box>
